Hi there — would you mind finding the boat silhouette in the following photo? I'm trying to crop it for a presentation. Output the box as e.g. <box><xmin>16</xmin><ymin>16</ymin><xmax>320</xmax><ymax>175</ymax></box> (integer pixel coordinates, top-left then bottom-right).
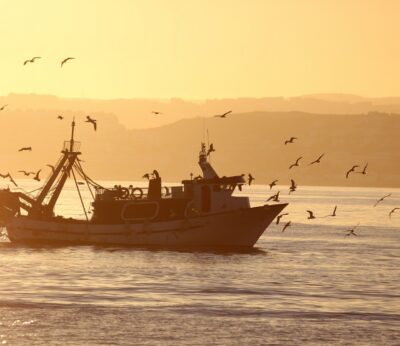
<box><xmin>0</xmin><ymin>121</ymin><xmax>287</xmax><ymax>248</ymax></box>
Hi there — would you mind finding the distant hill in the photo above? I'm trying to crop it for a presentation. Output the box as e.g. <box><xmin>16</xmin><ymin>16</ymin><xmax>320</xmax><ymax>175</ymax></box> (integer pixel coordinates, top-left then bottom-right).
<box><xmin>3</xmin><ymin>93</ymin><xmax>400</xmax><ymax>129</ymax></box>
<box><xmin>0</xmin><ymin>109</ymin><xmax>399</xmax><ymax>188</ymax></box>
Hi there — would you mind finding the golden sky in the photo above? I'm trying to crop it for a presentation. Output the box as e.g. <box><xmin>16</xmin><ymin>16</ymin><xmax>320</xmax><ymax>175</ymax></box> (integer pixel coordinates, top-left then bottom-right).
<box><xmin>1</xmin><ymin>0</ymin><xmax>400</xmax><ymax>99</ymax></box>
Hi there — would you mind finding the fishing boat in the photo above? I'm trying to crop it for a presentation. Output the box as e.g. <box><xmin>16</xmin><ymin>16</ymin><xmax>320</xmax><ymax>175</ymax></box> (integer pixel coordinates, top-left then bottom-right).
<box><xmin>0</xmin><ymin>121</ymin><xmax>287</xmax><ymax>248</ymax></box>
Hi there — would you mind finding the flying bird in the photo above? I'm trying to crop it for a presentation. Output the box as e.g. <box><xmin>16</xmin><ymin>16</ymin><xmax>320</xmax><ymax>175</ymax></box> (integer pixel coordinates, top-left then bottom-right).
<box><xmin>18</xmin><ymin>147</ymin><xmax>32</xmax><ymax>152</ymax></box>
<box><xmin>142</xmin><ymin>173</ymin><xmax>150</xmax><ymax>180</ymax></box>
<box><xmin>306</xmin><ymin>210</ymin><xmax>316</xmax><ymax>219</ymax></box>
<box><xmin>345</xmin><ymin>223</ymin><xmax>360</xmax><ymax>237</ymax></box>
<box><xmin>269</xmin><ymin>180</ymin><xmax>278</xmax><ymax>190</ymax></box>
<box><xmin>33</xmin><ymin>169</ymin><xmax>41</xmax><ymax>182</ymax></box>
<box><xmin>18</xmin><ymin>170</ymin><xmax>35</xmax><ymax>176</ymax></box>
<box><xmin>248</xmin><ymin>173</ymin><xmax>254</xmax><ymax>186</ymax></box>
<box><xmin>276</xmin><ymin>213</ymin><xmax>289</xmax><ymax>225</ymax></box>
<box><xmin>289</xmin><ymin>157</ymin><xmax>302</xmax><ymax>169</ymax></box>
<box><xmin>374</xmin><ymin>193</ymin><xmax>392</xmax><ymax>207</ymax></box>
<box><xmin>152</xmin><ymin>111</ymin><xmax>162</xmax><ymax>115</ymax></box>
<box><xmin>284</xmin><ymin>137</ymin><xmax>297</xmax><ymax>145</ymax></box>
<box><xmin>23</xmin><ymin>56</ymin><xmax>41</xmax><ymax>65</ymax></box>
<box><xmin>207</xmin><ymin>143</ymin><xmax>215</xmax><ymax>156</ymax></box>
<box><xmin>0</xmin><ymin>104</ymin><xmax>8</xmax><ymax>111</ymax></box>
<box><xmin>289</xmin><ymin>179</ymin><xmax>297</xmax><ymax>194</ymax></box>
<box><xmin>214</xmin><ymin>110</ymin><xmax>232</xmax><ymax>118</ymax></box>
<box><xmin>61</xmin><ymin>57</ymin><xmax>75</xmax><ymax>67</ymax></box>
<box><xmin>85</xmin><ymin>116</ymin><xmax>97</xmax><ymax>131</ymax></box>
<box><xmin>282</xmin><ymin>221</ymin><xmax>291</xmax><ymax>233</ymax></box>
<box><xmin>46</xmin><ymin>164</ymin><xmax>55</xmax><ymax>173</ymax></box>
<box><xmin>309</xmin><ymin>153</ymin><xmax>325</xmax><ymax>165</ymax></box>
<box><xmin>346</xmin><ymin>165</ymin><xmax>359</xmax><ymax>179</ymax></box>
<box><xmin>267</xmin><ymin>191</ymin><xmax>280</xmax><ymax>202</ymax></box>
<box><xmin>57</xmin><ymin>115</ymin><xmax>64</xmax><ymax>120</ymax></box>
<box><xmin>357</xmin><ymin>163</ymin><xmax>368</xmax><ymax>175</ymax></box>
<box><xmin>328</xmin><ymin>205</ymin><xmax>337</xmax><ymax>217</ymax></box>
<box><xmin>389</xmin><ymin>207</ymin><xmax>400</xmax><ymax>218</ymax></box>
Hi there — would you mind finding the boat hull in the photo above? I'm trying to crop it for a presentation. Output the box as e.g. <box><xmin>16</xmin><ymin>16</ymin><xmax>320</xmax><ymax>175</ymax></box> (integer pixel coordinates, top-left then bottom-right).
<box><xmin>5</xmin><ymin>204</ymin><xmax>287</xmax><ymax>248</ymax></box>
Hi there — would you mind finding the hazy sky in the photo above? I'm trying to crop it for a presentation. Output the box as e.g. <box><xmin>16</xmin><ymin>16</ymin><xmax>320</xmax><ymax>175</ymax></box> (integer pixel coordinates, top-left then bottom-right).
<box><xmin>1</xmin><ymin>0</ymin><xmax>400</xmax><ymax>99</ymax></box>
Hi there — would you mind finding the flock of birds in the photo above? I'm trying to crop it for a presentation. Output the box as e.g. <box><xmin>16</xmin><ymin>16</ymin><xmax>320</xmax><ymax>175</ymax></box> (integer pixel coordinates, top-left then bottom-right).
<box><xmin>267</xmin><ymin>137</ymin><xmax>396</xmax><ymax>235</ymax></box>
<box><xmin>1</xmin><ymin>60</ymin><xmax>98</xmax><ymax>187</ymax></box>
<box><xmin>0</xmin><ymin>112</ymin><xmax>98</xmax><ymax>187</ymax></box>
<box><xmin>204</xmin><ymin>112</ymin><xmax>398</xmax><ymax>237</ymax></box>
<box><xmin>0</xmin><ymin>88</ymin><xmax>397</xmax><ymax>237</ymax></box>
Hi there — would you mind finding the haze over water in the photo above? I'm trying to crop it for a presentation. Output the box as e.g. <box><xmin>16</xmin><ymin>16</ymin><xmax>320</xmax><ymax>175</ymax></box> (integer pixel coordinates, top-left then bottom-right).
<box><xmin>1</xmin><ymin>182</ymin><xmax>399</xmax><ymax>345</ymax></box>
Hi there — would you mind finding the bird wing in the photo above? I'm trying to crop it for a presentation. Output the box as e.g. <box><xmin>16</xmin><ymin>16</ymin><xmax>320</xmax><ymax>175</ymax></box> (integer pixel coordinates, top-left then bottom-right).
<box><xmin>306</xmin><ymin>210</ymin><xmax>314</xmax><ymax>218</ymax></box>
<box><xmin>93</xmin><ymin>121</ymin><xmax>97</xmax><ymax>131</ymax></box>
<box><xmin>296</xmin><ymin>157</ymin><xmax>302</xmax><ymax>164</ymax></box>
<box><xmin>222</xmin><ymin>110</ymin><xmax>232</xmax><ymax>116</ymax></box>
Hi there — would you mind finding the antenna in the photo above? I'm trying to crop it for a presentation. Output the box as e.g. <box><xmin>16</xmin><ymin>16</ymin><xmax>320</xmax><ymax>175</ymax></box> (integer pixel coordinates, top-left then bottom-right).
<box><xmin>70</xmin><ymin>117</ymin><xmax>76</xmax><ymax>152</ymax></box>
<box><xmin>207</xmin><ymin>128</ymin><xmax>211</xmax><ymax>163</ymax></box>
<box><xmin>202</xmin><ymin>115</ymin><xmax>206</xmax><ymax>143</ymax></box>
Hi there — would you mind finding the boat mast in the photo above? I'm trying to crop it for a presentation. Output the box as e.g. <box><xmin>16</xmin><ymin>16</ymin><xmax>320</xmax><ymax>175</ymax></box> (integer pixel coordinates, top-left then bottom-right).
<box><xmin>31</xmin><ymin>120</ymin><xmax>81</xmax><ymax>217</ymax></box>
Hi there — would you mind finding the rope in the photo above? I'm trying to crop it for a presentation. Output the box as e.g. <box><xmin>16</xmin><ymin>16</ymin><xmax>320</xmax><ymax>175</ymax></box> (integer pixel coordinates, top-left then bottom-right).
<box><xmin>71</xmin><ymin>167</ymin><xmax>88</xmax><ymax>222</ymax></box>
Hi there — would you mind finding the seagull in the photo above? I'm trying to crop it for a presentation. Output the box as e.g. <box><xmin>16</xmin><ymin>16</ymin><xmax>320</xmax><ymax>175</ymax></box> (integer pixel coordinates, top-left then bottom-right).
<box><xmin>152</xmin><ymin>170</ymin><xmax>160</xmax><ymax>179</ymax></box>
<box><xmin>46</xmin><ymin>164</ymin><xmax>55</xmax><ymax>173</ymax></box>
<box><xmin>142</xmin><ymin>173</ymin><xmax>150</xmax><ymax>180</ymax></box>
<box><xmin>276</xmin><ymin>213</ymin><xmax>289</xmax><ymax>225</ymax></box>
<box><xmin>57</xmin><ymin>115</ymin><xmax>64</xmax><ymax>120</ymax></box>
<box><xmin>61</xmin><ymin>57</ymin><xmax>75</xmax><ymax>67</ymax></box>
<box><xmin>18</xmin><ymin>170</ymin><xmax>35</xmax><ymax>176</ymax></box>
<box><xmin>85</xmin><ymin>116</ymin><xmax>97</xmax><ymax>131</ymax></box>
<box><xmin>374</xmin><ymin>193</ymin><xmax>392</xmax><ymax>207</ymax></box>
<box><xmin>306</xmin><ymin>210</ymin><xmax>316</xmax><ymax>219</ymax></box>
<box><xmin>289</xmin><ymin>157</ymin><xmax>302</xmax><ymax>169</ymax></box>
<box><xmin>214</xmin><ymin>110</ymin><xmax>232</xmax><ymax>118</ymax></box>
<box><xmin>309</xmin><ymin>153</ymin><xmax>325</xmax><ymax>165</ymax></box>
<box><xmin>329</xmin><ymin>205</ymin><xmax>337</xmax><ymax>217</ymax></box>
<box><xmin>346</xmin><ymin>165</ymin><xmax>359</xmax><ymax>179</ymax></box>
<box><xmin>207</xmin><ymin>143</ymin><xmax>215</xmax><ymax>156</ymax></box>
<box><xmin>152</xmin><ymin>111</ymin><xmax>162</xmax><ymax>115</ymax></box>
<box><xmin>282</xmin><ymin>221</ymin><xmax>291</xmax><ymax>232</ymax></box>
<box><xmin>23</xmin><ymin>56</ymin><xmax>41</xmax><ymax>65</ymax></box>
<box><xmin>289</xmin><ymin>179</ymin><xmax>297</xmax><ymax>194</ymax></box>
<box><xmin>33</xmin><ymin>169</ymin><xmax>41</xmax><ymax>182</ymax></box>
<box><xmin>267</xmin><ymin>191</ymin><xmax>280</xmax><ymax>202</ymax></box>
<box><xmin>389</xmin><ymin>208</ymin><xmax>400</xmax><ymax>218</ymax></box>
<box><xmin>18</xmin><ymin>147</ymin><xmax>32</xmax><ymax>152</ymax></box>
<box><xmin>248</xmin><ymin>173</ymin><xmax>254</xmax><ymax>186</ymax></box>
<box><xmin>345</xmin><ymin>223</ymin><xmax>360</xmax><ymax>237</ymax></box>
<box><xmin>269</xmin><ymin>180</ymin><xmax>278</xmax><ymax>190</ymax></box>
<box><xmin>357</xmin><ymin>163</ymin><xmax>368</xmax><ymax>175</ymax></box>
<box><xmin>0</xmin><ymin>104</ymin><xmax>8</xmax><ymax>111</ymax></box>
<box><xmin>284</xmin><ymin>137</ymin><xmax>297</xmax><ymax>145</ymax></box>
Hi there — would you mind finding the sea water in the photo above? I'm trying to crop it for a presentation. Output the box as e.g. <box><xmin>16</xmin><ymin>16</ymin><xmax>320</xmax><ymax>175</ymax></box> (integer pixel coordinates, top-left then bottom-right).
<box><xmin>0</xmin><ymin>181</ymin><xmax>399</xmax><ymax>345</ymax></box>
